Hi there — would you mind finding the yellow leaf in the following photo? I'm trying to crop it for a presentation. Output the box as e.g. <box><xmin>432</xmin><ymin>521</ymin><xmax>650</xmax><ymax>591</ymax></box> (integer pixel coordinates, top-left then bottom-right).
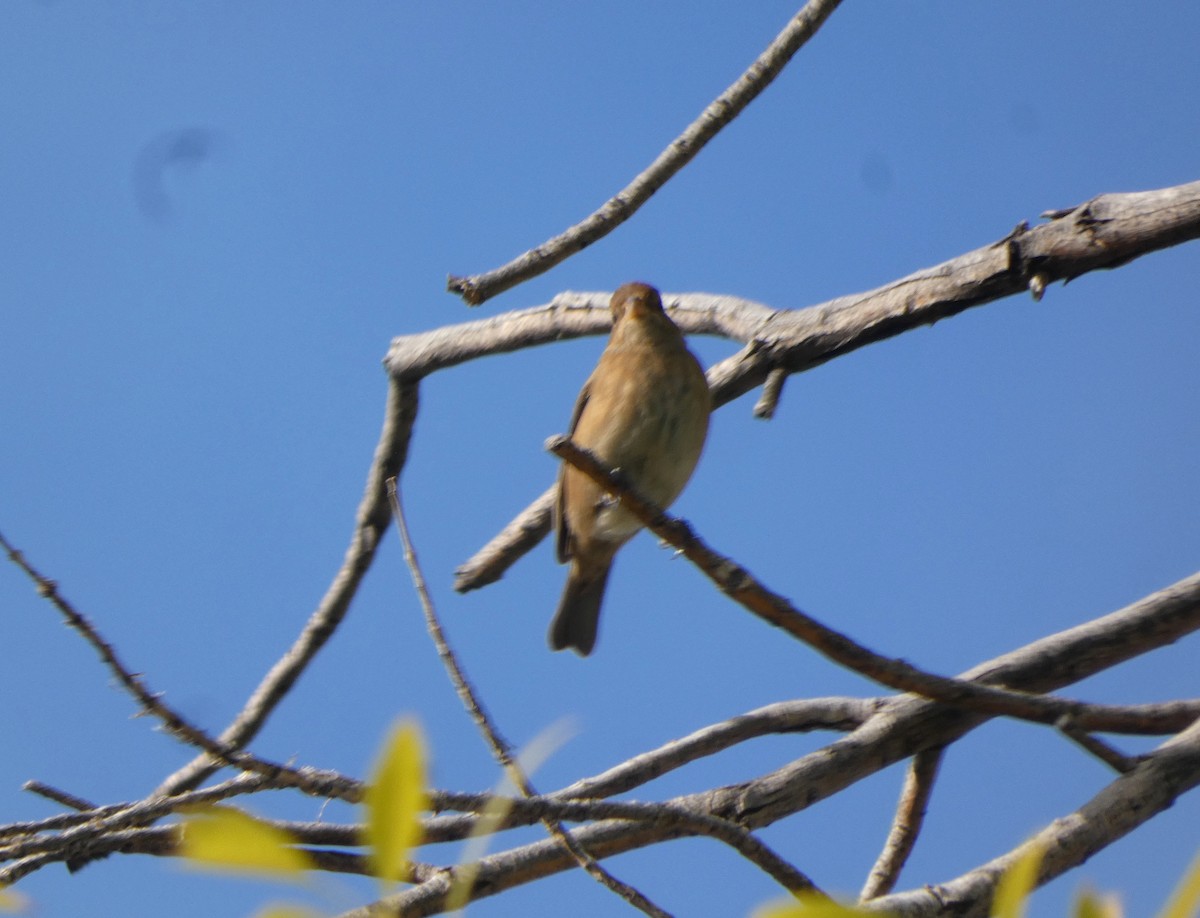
<box><xmin>752</xmin><ymin>893</ymin><xmax>878</xmax><ymax>917</ymax></box>
<box><xmin>178</xmin><ymin>806</ymin><xmax>314</xmax><ymax>879</ymax></box>
<box><xmin>253</xmin><ymin>904</ymin><xmax>326</xmax><ymax>918</ymax></box>
<box><xmin>1074</xmin><ymin>887</ymin><xmax>1123</xmax><ymax>918</ymax></box>
<box><xmin>1159</xmin><ymin>850</ymin><xmax>1200</xmax><ymax>918</ymax></box>
<box><xmin>364</xmin><ymin>719</ymin><xmax>428</xmax><ymax>885</ymax></box>
<box><xmin>0</xmin><ymin>885</ymin><xmax>29</xmax><ymax>914</ymax></box>
<box><xmin>992</xmin><ymin>841</ymin><xmax>1045</xmax><ymax>918</ymax></box>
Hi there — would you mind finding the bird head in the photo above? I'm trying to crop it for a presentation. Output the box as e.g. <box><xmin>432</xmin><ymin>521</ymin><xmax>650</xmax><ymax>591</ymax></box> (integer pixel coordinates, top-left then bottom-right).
<box><xmin>610</xmin><ymin>282</ymin><xmax>665</xmax><ymax>323</ymax></box>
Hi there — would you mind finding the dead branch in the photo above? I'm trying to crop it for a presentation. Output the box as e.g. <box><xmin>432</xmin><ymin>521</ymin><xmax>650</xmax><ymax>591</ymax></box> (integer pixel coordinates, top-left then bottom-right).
<box><xmin>336</xmin><ymin>572</ymin><xmax>1200</xmax><ymax>915</ymax></box>
<box><xmin>446</xmin><ymin>0</ymin><xmax>846</xmax><ymax>305</ymax></box>
<box><xmin>450</xmin><ymin>178</ymin><xmax>1200</xmax><ymax>591</ymax></box>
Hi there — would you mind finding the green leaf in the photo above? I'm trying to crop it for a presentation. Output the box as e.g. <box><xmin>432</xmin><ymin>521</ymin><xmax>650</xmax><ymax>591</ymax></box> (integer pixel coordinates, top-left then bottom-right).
<box><xmin>992</xmin><ymin>841</ymin><xmax>1045</xmax><ymax>918</ymax></box>
<box><xmin>1159</xmin><ymin>851</ymin><xmax>1200</xmax><ymax>918</ymax></box>
<box><xmin>178</xmin><ymin>806</ymin><xmax>314</xmax><ymax>880</ymax></box>
<box><xmin>363</xmin><ymin>719</ymin><xmax>428</xmax><ymax>885</ymax></box>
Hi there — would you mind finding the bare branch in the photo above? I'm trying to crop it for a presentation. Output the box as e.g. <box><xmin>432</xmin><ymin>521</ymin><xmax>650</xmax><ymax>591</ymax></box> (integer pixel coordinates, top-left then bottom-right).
<box><xmin>338</xmin><ymin>796</ymin><xmax>825</xmax><ymax>918</ymax></box>
<box><xmin>0</xmin><ymin>531</ymin><xmax>368</xmax><ymax>806</ymax></box>
<box><xmin>387</xmin><ymin>479</ymin><xmax>670</xmax><ymax>918</ymax></box>
<box><xmin>421</xmin><ymin>697</ymin><xmax>879</xmax><ymax>845</ymax></box>
<box><xmin>348</xmin><ymin>574</ymin><xmax>1200</xmax><ymax>915</ymax></box>
<box><xmin>860</xmin><ymin>748</ymin><xmax>944</xmax><ymax>900</ymax></box>
<box><xmin>866</xmin><ymin>720</ymin><xmax>1200</xmax><ymax>917</ymax></box>
<box><xmin>385</xmin><ymin>291</ymin><xmax>769</xmax><ymax>380</ymax></box>
<box><xmin>564</xmin><ymin>802</ymin><xmax>822</xmax><ymax>899</ymax></box>
<box><xmin>548</xmin><ymin>435</ymin><xmax>1200</xmax><ymax>733</ymax></box>
<box><xmin>753</xmin><ymin>367</ymin><xmax>788</xmax><ymax>419</ymax></box>
<box><xmin>448</xmin><ymin>178</ymin><xmax>1200</xmax><ymax>588</ymax></box>
<box><xmin>153</xmin><ymin>378</ymin><xmax>419</xmax><ymax>795</ymax></box>
<box><xmin>446</xmin><ymin>0</ymin><xmax>846</xmax><ymax>305</ymax></box>
<box><xmin>2</xmin><ymin>769</ymin><xmax>369</xmax><ymax>856</ymax></box>
<box><xmin>415</xmin><ymin>694</ymin><xmax>1196</xmax><ymax>848</ymax></box>
<box><xmin>0</xmin><ymin>773</ymin><xmax>269</xmax><ymax>881</ymax></box>
<box><xmin>1055</xmin><ymin>719</ymin><xmax>1140</xmax><ymax>774</ymax></box>
<box><xmin>21</xmin><ymin>782</ymin><xmax>95</xmax><ymax>813</ymax></box>
<box><xmin>452</xmin><ymin>486</ymin><xmax>556</xmax><ymax>592</ymax></box>
<box><xmin>445</xmin><ymin>797</ymin><xmax>824</xmax><ymax>899</ymax></box>
<box><xmin>706</xmin><ymin>179</ymin><xmax>1200</xmax><ymax>404</ymax></box>
<box><xmin>557</xmin><ymin>697</ymin><xmax>879</xmax><ymax>801</ymax></box>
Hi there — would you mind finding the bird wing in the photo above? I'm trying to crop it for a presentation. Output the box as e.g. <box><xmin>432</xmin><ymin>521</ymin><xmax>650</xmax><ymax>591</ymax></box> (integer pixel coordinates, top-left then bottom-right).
<box><xmin>555</xmin><ymin>379</ymin><xmax>591</xmax><ymax>563</ymax></box>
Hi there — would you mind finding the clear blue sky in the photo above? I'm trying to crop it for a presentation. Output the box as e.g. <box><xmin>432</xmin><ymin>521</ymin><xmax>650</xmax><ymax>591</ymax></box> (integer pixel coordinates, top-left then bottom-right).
<box><xmin>2</xmin><ymin>3</ymin><xmax>1198</xmax><ymax>916</ymax></box>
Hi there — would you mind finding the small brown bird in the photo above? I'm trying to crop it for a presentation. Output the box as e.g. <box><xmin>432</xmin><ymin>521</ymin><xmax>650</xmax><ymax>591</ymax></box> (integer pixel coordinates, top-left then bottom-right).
<box><xmin>550</xmin><ymin>282</ymin><xmax>710</xmax><ymax>656</ymax></box>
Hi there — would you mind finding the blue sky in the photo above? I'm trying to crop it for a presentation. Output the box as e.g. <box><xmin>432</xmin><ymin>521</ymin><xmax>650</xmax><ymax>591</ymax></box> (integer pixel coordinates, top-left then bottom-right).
<box><xmin>2</xmin><ymin>3</ymin><xmax>1198</xmax><ymax>916</ymax></box>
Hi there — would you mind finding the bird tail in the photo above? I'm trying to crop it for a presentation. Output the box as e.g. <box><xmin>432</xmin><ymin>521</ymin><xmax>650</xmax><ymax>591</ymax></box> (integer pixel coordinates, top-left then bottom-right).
<box><xmin>548</xmin><ymin>562</ymin><xmax>612</xmax><ymax>656</ymax></box>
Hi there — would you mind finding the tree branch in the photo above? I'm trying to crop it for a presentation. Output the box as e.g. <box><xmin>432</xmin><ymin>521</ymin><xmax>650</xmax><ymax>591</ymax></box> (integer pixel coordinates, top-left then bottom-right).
<box><xmin>446</xmin><ymin>0</ymin><xmax>846</xmax><ymax>305</ymax></box>
<box><xmin>860</xmin><ymin>747</ymin><xmax>944</xmax><ymax>900</ymax></box>
<box><xmin>339</xmin><ymin>572</ymin><xmax>1200</xmax><ymax>916</ymax></box>
<box><xmin>388</xmin><ymin>479</ymin><xmax>670</xmax><ymax>918</ymax></box>
<box><xmin>420</xmin><ymin>697</ymin><xmax>878</xmax><ymax>845</ymax></box>
<box><xmin>153</xmin><ymin>378</ymin><xmax>419</xmax><ymax>796</ymax></box>
<box><xmin>446</xmin><ymin>178</ymin><xmax>1200</xmax><ymax>590</ymax></box>
<box><xmin>866</xmin><ymin>719</ymin><xmax>1200</xmax><ymax>917</ymax></box>
<box><xmin>549</xmin><ymin>435</ymin><xmax>1200</xmax><ymax>733</ymax></box>
<box><xmin>0</xmin><ymin>531</ymin><xmax>371</xmax><ymax>807</ymax></box>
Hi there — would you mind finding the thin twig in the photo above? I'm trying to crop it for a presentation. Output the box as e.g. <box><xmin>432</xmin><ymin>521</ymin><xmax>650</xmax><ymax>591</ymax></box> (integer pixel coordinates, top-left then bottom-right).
<box><xmin>386</xmin><ymin>478</ymin><xmax>672</xmax><ymax>918</ymax></box>
<box><xmin>154</xmin><ymin>378</ymin><xmax>419</xmax><ymax>795</ymax></box>
<box><xmin>0</xmin><ymin>773</ymin><xmax>271</xmax><ymax>880</ymax></box>
<box><xmin>753</xmin><ymin>367</ymin><xmax>788</xmax><ymax>419</ymax></box>
<box><xmin>318</xmin><ymin>574</ymin><xmax>1200</xmax><ymax>916</ymax></box>
<box><xmin>1056</xmin><ymin>718</ymin><xmax>1140</xmax><ymax>774</ymax></box>
<box><xmin>413</xmin><ymin>698</ymin><xmax>874</xmax><ymax>846</ymax></box>
<box><xmin>860</xmin><ymin>747</ymin><xmax>944</xmax><ymax>900</ymax></box>
<box><xmin>452</xmin><ymin>486</ymin><xmax>556</xmax><ymax>592</ymax></box>
<box><xmin>446</xmin><ymin>0</ymin><xmax>845</xmax><ymax>305</ymax></box>
<box><xmin>0</xmin><ymin>530</ymin><xmax>363</xmax><ymax>804</ymax></box>
<box><xmin>508</xmin><ymin>797</ymin><xmax>823</xmax><ymax>897</ymax></box>
<box><xmin>0</xmin><ymin>774</ymin><xmax>265</xmax><ymax>846</ymax></box>
<box><xmin>21</xmin><ymin>782</ymin><xmax>95</xmax><ymax>812</ymax></box>
<box><xmin>557</xmin><ymin>697</ymin><xmax>878</xmax><ymax>800</ymax></box>
<box><xmin>547</xmin><ymin>435</ymin><xmax>1200</xmax><ymax>735</ymax></box>
<box><xmin>567</xmin><ymin>800</ymin><xmax>821</xmax><ymax>896</ymax></box>
<box><xmin>419</xmin><ymin>794</ymin><xmax>823</xmax><ymax>897</ymax></box>
<box><xmin>369</xmin><ymin>576</ymin><xmax>1200</xmax><ymax>912</ymax></box>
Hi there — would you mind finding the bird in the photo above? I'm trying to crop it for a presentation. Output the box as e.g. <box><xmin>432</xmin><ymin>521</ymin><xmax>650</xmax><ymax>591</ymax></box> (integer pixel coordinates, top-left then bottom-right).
<box><xmin>549</xmin><ymin>282</ymin><xmax>711</xmax><ymax>656</ymax></box>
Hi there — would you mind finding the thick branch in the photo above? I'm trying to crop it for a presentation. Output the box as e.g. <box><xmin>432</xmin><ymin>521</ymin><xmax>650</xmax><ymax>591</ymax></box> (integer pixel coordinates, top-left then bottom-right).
<box><xmin>385</xmin><ymin>291</ymin><xmax>765</xmax><ymax>380</ymax></box>
<box><xmin>445</xmin><ymin>178</ymin><xmax>1200</xmax><ymax>590</ymax></box>
<box><xmin>341</xmin><ymin>572</ymin><xmax>1200</xmax><ymax>915</ymax></box>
